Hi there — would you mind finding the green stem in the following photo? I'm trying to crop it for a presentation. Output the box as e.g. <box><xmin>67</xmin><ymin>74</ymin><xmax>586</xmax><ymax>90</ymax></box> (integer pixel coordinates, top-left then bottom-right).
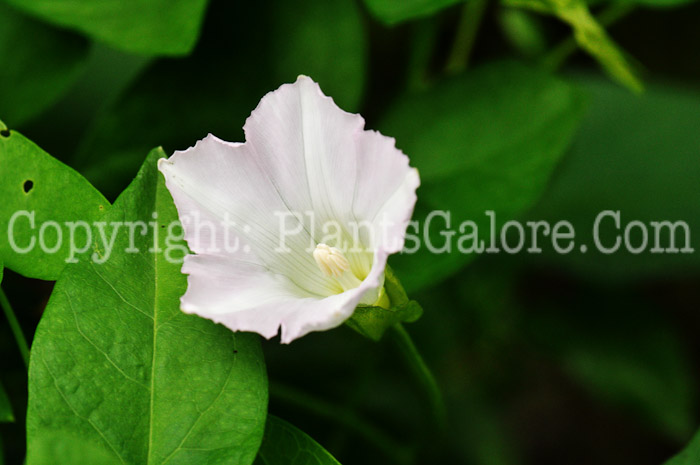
<box><xmin>390</xmin><ymin>324</ymin><xmax>447</xmax><ymax>429</ymax></box>
<box><xmin>445</xmin><ymin>0</ymin><xmax>489</xmax><ymax>74</ymax></box>
<box><xmin>541</xmin><ymin>3</ymin><xmax>636</xmax><ymax>71</ymax></box>
<box><xmin>0</xmin><ymin>287</ymin><xmax>29</xmax><ymax>368</ymax></box>
<box><xmin>407</xmin><ymin>18</ymin><xmax>441</xmax><ymax>92</ymax></box>
<box><xmin>270</xmin><ymin>383</ymin><xmax>413</xmax><ymax>465</ymax></box>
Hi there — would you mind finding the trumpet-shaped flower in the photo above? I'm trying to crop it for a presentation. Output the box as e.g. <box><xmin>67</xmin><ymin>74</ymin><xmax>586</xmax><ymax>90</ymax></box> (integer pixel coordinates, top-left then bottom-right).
<box><xmin>158</xmin><ymin>76</ymin><xmax>419</xmax><ymax>343</ymax></box>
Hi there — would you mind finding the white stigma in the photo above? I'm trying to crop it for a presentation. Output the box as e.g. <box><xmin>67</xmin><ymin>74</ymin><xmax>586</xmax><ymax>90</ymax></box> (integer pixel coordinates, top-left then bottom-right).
<box><xmin>313</xmin><ymin>243</ymin><xmax>350</xmax><ymax>278</ymax></box>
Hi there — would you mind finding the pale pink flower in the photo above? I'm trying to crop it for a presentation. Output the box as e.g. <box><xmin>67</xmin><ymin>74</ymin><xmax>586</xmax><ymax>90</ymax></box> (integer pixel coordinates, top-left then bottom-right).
<box><xmin>158</xmin><ymin>76</ymin><xmax>419</xmax><ymax>343</ymax></box>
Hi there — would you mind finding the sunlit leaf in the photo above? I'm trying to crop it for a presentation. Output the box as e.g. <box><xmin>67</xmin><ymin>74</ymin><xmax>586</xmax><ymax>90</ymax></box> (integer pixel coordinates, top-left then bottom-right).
<box><xmin>26</xmin><ymin>431</ymin><xmax>119</xmax><ymax>465</ymax></box>
<box><xmin>0</xmin><ymin>124</ymin><xmax>108</xmax><ymax>280</ymax></box>
<box><xmin>26</xmin><ymin>149</ymin><xmax>268</xmax><ymax>465</ymax></box>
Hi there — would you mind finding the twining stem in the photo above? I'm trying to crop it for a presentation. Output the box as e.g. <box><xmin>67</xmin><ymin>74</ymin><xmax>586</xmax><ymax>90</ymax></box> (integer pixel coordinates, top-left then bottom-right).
<box><xmin>0</xmin><ymin>287</ymin><xmax>29</xmax><ymax>368</ymax></box>
<box><xmin>445</xmin><ymin>0</ymin><xmax>489</xmax><ymax>74</ymax></box>
<box><xmin>541</xmin><ymin>3</ymin><xmax>636</xmax><ymax>71</ymax></box>
<box><xmin>390</xmin><ymin>323</ymin><xmax>447</xmax><ymax>430</ymax></box>
<box><xmin>270</xmin><ymin>383</ymin><xmax>413</xmax><ymax>465</ymax></box>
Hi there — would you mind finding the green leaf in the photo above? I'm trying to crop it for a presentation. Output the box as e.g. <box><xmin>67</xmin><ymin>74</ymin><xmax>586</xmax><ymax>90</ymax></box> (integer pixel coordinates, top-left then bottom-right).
<box><xmin>0</xmin><ymin>3</ymin><xmax>89</xmax><ymax>126</ymax></box>
<box><xmin>268</xmin><ymin>0</ymin><xmax>367</xmax><ymax>112</ymax></box>
<box><xmin>254</xmin><ymin>416</ymin><xmax>341</xmax><ymax>465</ymax></box>
<box><xmin>363</xmin><ymin>0</ymin><xmax>464</xmax><ymax>24</ymax></box>
<box><xmin>0</xmin><ymin>381</ymin><xmax>13</xmax><ymax>423</ymax></box>
<box><xmin>528</xmin><ymin>76</ymin><xmax>700</xmax><ymax>279</ymax></box>
<box><xmin>26</xmin><ymin>149</ymin><xmax>268</xmax><ymax>465</ymax></box>
<box><xmin>504</xmin><ymin>0</ymin><xmax>642</xmax><ymax>92</ymax></box>
<box><xmin>665</xmin><ymin>429</ymin><xmax>700</xmax><ymax>465</ymax></box>
<box><xmin>0</xmin><ymin>127</ymin><xmax>109</xmax><ymax>280</ymax></box>
<box><xmin>4</xmin><ymin>0</ymin><xmax>209</xmax><ymax>56</ymax></box>
<box><xmin>26</xmin><ymin>431</ymin><xmax>120</xmax><ymax>465</ymax></box>
<box><xmin>379</xmin><ymin>61</ymin><xmax>586</xmax><ymax>292</ymax></box>
<box><xmin>74</xmin><ymin>0</ymin><xmax>366</xmax><ymax>199</ymax></box>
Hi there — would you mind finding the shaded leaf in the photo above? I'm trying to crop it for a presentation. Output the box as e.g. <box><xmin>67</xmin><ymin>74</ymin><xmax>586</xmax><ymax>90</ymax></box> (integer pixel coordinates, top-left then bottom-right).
<box><xmin>26</xmin><ymin>149</ymin><xmax>268</xmax><ymax>465</ymax></box>
<box><xmin>4</xmin><ymin>0</ymin><xmax>209</xmax><ymax>56</ymax></box>
<box><xmin>364</xmin><ymin>0</ymin><xmax>464</xmax><ymax>24</ymax></box>
<box><xmin>526</xmin><ymin>297</ymin><xmax>696</xmax><ymax>441</ymax></box>
<box><xmin>0</xmin><ymin>3</ymin><xmax>89</xmax><ymax>126</ymax></box>
<box><xmin>0</xmin><ymin>125</ymin><xmax>108</xmax><ymax>280</ymax></box>
<box><xmin>268</xmin><ymin>0</ymin><xmax>366</xmax><ymax>111</ymax></box>
<box><xmin>254</xmin><ymin>416</ymin><xmax>341</xmax><ymax>465</ymax></box>
<box><xmin>379</xmin><ymin>61</ymin><xmax>585</xmax><ymax>292</ymax></box>
<box><xmin>74</xmin><ymin>0</ymin><xmax>367</xmax><ymax>199</ymax></box>
<box><xmin>528</xmin><ymin>76</ymin><xmax>700</xmax><ymax>279</ymax></box>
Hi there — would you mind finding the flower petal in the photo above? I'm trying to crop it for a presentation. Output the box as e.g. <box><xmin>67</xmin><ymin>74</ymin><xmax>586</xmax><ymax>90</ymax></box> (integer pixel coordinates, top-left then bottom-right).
<box><xmin>181</xmin><ymin>251</ymin><xmax>388</xmax><ymax>343</ymax></box>
<box><xmin>244</xmin><ymin>75</ymin><xmax>364</xmax><ymax>234</ymax></box>
<box><xmin>158</xmin><ymin>135</ymin><xmax>336</xmax><ymax>297</ymax></box>
<box><xmin>244</xmin><ymin>75</ymin><xmax>419</xmax><ymax>265</ymax></box>
<box><xmin>352</xmin><ymin>130</ymin><xmax>420</xmax><ymax>254</ymax></box>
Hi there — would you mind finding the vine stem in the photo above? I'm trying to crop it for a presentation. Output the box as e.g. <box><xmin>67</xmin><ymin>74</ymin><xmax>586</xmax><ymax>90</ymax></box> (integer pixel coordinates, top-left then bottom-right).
<box><xmin>390</xmin><ymin>323</ymin><xmax>447</xmax><ymax>429</ymax></box>
<box><xmin>541</xmin><ymin>3</ymin><xmax>636</xmax><ymax>72</ymax></box>
<box><xmin>0</xmin><ymin>286</ymin><xmax>29</xmax><ymax>368</ymax></box>
<box><xmin>445</xmin><ymin>0</ymin><xmax>489</xmax><ymax>74</ymax></box>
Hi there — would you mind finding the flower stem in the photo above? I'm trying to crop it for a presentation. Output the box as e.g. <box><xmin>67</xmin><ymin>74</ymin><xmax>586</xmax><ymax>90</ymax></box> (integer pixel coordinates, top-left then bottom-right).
<box><xmin>541</xmin><ymin>3</ymin><xmax>636</xmax><ymax>71</ymax></box>
<box><xmin>390</xmin><ymin>323</ymin><xmax>447</xmax><ymax>429</ymax></box>
<box><xmin>0</xmin><ymin>287</ymin><xmax>29</xmax><ymax>368</ymax></box>
<box><xmin>445</xmin><ymin>0</ymin><xmax>489</xmax><ymax>74</ymax></box>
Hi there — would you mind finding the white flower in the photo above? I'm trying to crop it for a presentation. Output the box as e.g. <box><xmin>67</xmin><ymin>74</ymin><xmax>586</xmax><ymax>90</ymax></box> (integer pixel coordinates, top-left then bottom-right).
<box><xmin>158</xmin><ymin>76</ymin><xmax>419</xmax><ymax>343</ymax></box>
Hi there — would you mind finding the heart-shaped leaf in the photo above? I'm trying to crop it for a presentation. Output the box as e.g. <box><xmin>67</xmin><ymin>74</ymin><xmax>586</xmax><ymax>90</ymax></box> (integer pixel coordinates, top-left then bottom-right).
<box><xmin>27</xmin><ymin>149</ymin><xmax>268</xmax><ymax>465</ymax></box>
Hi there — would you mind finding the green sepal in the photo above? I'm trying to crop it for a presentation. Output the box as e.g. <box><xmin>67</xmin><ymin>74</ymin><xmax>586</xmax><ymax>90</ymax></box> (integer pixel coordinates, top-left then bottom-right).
<box><xmin>346</xmin><ymin>267</ymin><xmax>423</xmax><ymax>341</ymax></box>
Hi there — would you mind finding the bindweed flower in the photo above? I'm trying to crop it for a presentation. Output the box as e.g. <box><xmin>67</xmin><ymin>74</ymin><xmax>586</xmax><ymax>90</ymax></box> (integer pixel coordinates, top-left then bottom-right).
<box><xmin>158</xmin><ymin>76</ymin><xmax>419</xmax><ymax>343</ymax></box>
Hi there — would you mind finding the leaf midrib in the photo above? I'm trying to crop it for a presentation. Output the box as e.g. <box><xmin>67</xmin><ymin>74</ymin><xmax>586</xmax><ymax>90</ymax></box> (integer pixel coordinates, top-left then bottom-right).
<box><xmin>147</xmin><ymin>184</ymin><xmax>162</xmax><ymax>465</ymax></box>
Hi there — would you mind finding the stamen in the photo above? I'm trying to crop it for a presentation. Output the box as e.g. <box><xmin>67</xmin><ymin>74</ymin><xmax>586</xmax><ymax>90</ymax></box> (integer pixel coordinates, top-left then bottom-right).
<box><xmin>313</xmin><ymin>243</ymin><xmax>350</xmax><ymax>277</ymax></box>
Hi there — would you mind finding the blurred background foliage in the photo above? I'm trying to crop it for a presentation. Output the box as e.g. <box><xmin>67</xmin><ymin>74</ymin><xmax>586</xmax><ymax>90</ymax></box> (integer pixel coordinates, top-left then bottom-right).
<box><xmin>1</xmin><ymin>0</ymin><xmax>700</xmax><ymax>463</ymax></box>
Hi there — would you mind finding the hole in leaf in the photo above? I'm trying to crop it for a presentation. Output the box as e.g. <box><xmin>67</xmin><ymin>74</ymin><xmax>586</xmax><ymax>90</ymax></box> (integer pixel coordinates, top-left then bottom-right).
<box><xmin>23</xmin><ymin>180</ymin><xmax>33</xmax><ymax>193</ymax></box>
<box><xmin>0</xmin><ymin>129</ymin><xmax>10</xmax><ymax>137</ymax></box>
